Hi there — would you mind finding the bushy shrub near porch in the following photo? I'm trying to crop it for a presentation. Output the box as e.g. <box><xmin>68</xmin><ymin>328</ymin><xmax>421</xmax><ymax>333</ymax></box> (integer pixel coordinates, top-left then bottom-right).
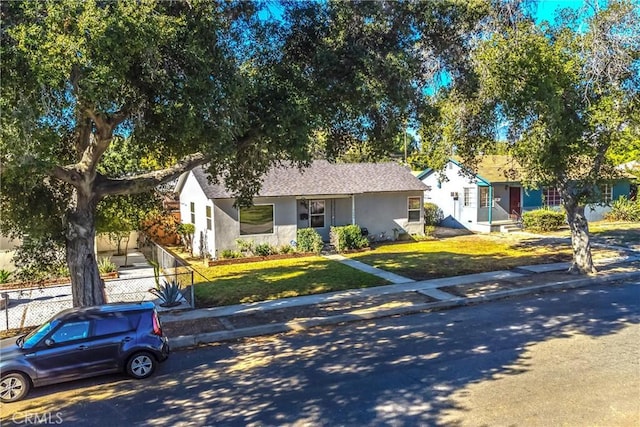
<box><xmin>296</xmin><ymin>228</ymin><xmax>324</xmax><ymax>253</ymax></box>
<box><xmin>605</xmin><ymin>196</ymin><xmax>640</xmax><ymax>222</ymax></box>
<box><xmin>424</xmin><ymin>202</ymin><xmax>444</xmax><ymax>226</ymax></box>
<box><xmin>522</xmin><ymin>208</ymin><xmax>566</xmax><ymax>231</ymax></box>
<box><xmin>330</xmin><ymin>225</ymin><xmax>369</xmax><ymax>253</ymax></box>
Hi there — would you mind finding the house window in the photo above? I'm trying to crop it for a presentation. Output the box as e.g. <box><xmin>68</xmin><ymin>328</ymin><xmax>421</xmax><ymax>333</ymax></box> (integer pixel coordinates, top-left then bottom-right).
<box><xmin>190</xmin><ymin>202</ymin><xmax>195</xmax><ymax>223</ymax></box>
<box><xmin>543</xmin><ymin>188</ymin><xmax>561</xmax><ymax>206</ymax></box>
<box><xmin>310</xmin><ymin>200</ymin><xmax>325</xmax><ymax>228</ymax></box>
<box><xmin>205</xmin><ymin>206</ymin><xmax>212</xmax><ymax>230</ymax></box>
<box><xmin>463</xmin><ymin>187</ymin><xmax>475</xmax><ymax>207</ymax></box>
<box><xmin>408</xmin><ymin>197</ymin><xmax>421</xmax><ymax>222</ymax></box>
<box><xmin>479</xmin><ymin>187</ymin><xmax>492</xmax><ymax>208</ymax></box>
<box><xmin>239</xmin><ymin>204</ymin><xmax>274</xmax><ymax>235</ymax></box>
<box><xmin>599</xmin><ymin>184</ymin><xmax>612</xmax><ymax>202</ymax></box>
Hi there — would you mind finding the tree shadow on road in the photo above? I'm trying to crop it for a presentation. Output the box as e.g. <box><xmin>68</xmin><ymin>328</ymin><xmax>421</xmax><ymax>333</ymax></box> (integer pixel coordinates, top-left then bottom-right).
<box><xmin>2</xmin><ymin>283</ymin><xmax>638</xmax><ymax>426</ymax></box>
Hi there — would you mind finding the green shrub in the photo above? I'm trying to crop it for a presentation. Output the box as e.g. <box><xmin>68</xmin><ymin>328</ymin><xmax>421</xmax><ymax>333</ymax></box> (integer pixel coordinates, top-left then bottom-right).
<box><xmin>13</xmin><ymin>236</ymin><xmax>67</xmax><ymax>281</ymax></box>
<box><xmin>330</xmin><ymin>225</ymin><xmax>369</xmax><ymax>253</ymax></box>
<box><xmin>296</xmin><ymin>228</ymin><xmax>324</xmax><ymax>254</ymax></box>
<box><xmin>424</xmin><ymin>225</ymin><xmax>436</xmax><ymax>237</ymax></box>
<box><xmin>278</xmin><ymin>244</ymin><xmax>294</xmax><ymax>254</ymax></box>
<box><xmin>97</xmin><ymin>257</ymin><xmax>117</xmax><ymax>274</ymax></box>
<box><xmin>605</xmin><ymin>196</ymin><xmax>640</xmax><ymax>222</ymax></box>
<box><xmin>522</xmin><ymin>208</ymin><xmax>566</xmax><ymax>231</ymax></box>
<box><xmin>220</xmin><ymin>249</ymin><xmax>242</xmax><ymax>259</ymax></box>
<box><xmin>235</xmin><ymin>239</ymin><xmax>255</xmax><ymax>256</ymax></box>
<box><xmin>254</xmin><ymin>243</ymin><xmax>274</xmax><ymax>257</ymax></box>
<box><xmin>424</xmin><ymin>202</ymin><xmax>444</xmax><ymax>226</ymax></box>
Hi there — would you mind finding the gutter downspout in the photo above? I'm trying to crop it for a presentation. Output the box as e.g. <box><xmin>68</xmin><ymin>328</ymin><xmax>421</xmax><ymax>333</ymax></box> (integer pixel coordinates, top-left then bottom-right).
<box><xmin>351</xmin><ymin>195</ymin><xmax>356</xmax><ymax>225</ymax></box>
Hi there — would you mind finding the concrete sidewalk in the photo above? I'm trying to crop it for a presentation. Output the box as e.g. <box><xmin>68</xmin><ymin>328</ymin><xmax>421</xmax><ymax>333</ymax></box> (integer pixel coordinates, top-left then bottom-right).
<box><xmin>161</xmin><ymin>253</ymin><xmax>640</xmax><ymax>350</ymax></box>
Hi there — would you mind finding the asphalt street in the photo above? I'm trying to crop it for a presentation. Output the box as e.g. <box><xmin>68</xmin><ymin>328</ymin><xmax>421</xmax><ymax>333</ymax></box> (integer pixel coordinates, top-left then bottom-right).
<box><xmin>2</xmin><ymin>280</ymin><xmax>639</xmax><ymax>426</ymax></box>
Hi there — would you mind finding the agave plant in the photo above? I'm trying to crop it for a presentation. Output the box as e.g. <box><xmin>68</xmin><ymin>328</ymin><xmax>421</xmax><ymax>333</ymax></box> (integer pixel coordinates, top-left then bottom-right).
<box><xmin>97</xmin><ymin>256</ymin><xmax>117</xmax><ymax>274</ymax></box>
<box><xmin>0</xmin><ymin>269</ymin><xmax>12</xmax><ymax>284</ymax></box>
<box><xmin>149</xmin><ymin>279</ymin><xmax>182</xmax><ymax>307</ymax></box>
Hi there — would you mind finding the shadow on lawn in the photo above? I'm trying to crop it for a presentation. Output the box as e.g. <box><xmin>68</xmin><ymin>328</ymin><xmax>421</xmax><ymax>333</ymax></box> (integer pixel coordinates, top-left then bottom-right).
<box><xmin>3</xmin><ymin>282</ymin><xmax>638</xmax><ymax>426</ymax></box>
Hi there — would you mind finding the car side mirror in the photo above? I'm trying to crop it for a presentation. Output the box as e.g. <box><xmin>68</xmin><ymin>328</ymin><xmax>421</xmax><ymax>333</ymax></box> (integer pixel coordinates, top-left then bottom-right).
<box><xmin>44</xmin><ymin>339</ymin><xmax>55</xmax><ymax>347</ymax></box>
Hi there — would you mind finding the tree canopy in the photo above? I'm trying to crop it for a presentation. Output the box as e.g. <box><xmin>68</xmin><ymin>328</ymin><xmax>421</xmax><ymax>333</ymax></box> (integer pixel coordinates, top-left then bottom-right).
<box><xmin>1</xmin><ymin>0</ymin><xmax>492</xmax><ymax>306</ymax></box>
<box><xmin>419</xmin><ymin>0</ymin><xmax>640</xmax><ymax>273</ymax></box>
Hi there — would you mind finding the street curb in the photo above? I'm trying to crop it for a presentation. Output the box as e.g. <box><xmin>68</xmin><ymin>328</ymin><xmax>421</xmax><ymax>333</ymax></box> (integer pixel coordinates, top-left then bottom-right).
<box><xmin>167</xmin><ymin>270</ymin><xmax>640</xmax><ymax>350</ymax></box>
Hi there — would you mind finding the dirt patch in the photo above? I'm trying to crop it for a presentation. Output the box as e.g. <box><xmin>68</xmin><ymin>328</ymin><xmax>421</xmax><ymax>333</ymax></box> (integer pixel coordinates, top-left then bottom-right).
<box><xmin>433</xmin><ymin>227</ymin><xmax>475</xmax><ymax>238</ymax></box>
<box><xmin>162</xmin><ymin>316</ymin><xmax>228</xmax><ymax>337</ymax></box>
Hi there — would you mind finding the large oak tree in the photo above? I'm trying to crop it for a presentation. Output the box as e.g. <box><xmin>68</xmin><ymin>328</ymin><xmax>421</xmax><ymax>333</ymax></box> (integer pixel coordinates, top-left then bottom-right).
<box><xmin>1</xmin><ymin>0</ymin><xmax>488</xmax><ymax>306</ymax></box>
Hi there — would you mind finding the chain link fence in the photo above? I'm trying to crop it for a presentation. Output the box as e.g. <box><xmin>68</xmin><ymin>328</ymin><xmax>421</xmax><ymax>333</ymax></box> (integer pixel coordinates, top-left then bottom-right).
<box><xmin>1</xmin><ymin>264</ymin><xmax>194</xmax><ymax>332</ymax></box>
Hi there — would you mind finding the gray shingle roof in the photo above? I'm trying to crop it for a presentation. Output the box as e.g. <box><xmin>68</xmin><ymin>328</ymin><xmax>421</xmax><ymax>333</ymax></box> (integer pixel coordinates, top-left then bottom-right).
<box><xmin>191</xmin><ymin>160</ymin><xmax>428</xmax><ymax>199</ymax></box>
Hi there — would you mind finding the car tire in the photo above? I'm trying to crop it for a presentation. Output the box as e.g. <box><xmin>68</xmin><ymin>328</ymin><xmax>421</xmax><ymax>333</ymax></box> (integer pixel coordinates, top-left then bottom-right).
<box><xmin>126</xmin><ymin>352</ymin><xmax>156</xmax><ymax>379</ymax></box>
<box><xmin>1</xmin><ymin>372</ymin><xmax>30</xmax><ymax>403</ymax></box>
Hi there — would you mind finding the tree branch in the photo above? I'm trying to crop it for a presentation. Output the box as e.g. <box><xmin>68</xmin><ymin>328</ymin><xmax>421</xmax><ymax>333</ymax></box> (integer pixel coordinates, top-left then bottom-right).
<box><xmin>94</xmin><ymin>152</ymin><xmax>210</xmax><ymax>197</ymax></box>
<box><xmin>50</xmin><ymin>164</ymin><xmax>83</xmax><ymax>186</ymax></box>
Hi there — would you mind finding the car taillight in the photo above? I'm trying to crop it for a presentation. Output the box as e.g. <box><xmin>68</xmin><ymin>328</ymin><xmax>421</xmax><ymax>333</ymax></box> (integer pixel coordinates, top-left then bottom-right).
<box><xmin>152</xmin><ymin>311</ymin><xmax>163</xmax><ymax>336</ymax></box>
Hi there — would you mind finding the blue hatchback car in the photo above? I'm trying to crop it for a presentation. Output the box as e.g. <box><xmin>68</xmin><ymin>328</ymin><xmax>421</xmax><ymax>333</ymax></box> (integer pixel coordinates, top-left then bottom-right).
<box><xmin>0</xmin><ymin>301</ymin><xmax>169</xmax><ymax>402</ymax></box>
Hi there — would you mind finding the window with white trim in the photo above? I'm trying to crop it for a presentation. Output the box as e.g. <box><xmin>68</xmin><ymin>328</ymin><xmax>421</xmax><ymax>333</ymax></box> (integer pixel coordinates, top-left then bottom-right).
<box><xmin>239</xmin><ymin>204</ymin><xmax>274</xmax><ymax>235</ymax></box>
<box><xmin>479</xmin><ymin>187</ymin><xmax>492</xmax><ymax>208</ymax></box>
<box><xmin>408</xmin><ymin>197</ymin><xmax>421</xmax><ymax>222</ymax></box>
<box><xmin>205</xmin><ymin>206</ymin><xmax>212</xmax><ymax>230</ymax></box>
<box><xmin>463</xmin><ymin>187</ymin><xmax>475</xmax><ymax>207</ymax></box>
<box><xmin>310</xmin><ymin>200</ymin><xmax>325</xmax><ymax>228</ymax></box>
<box><xmin>543</xmin><ymin>188</ymin><xmax>561</xmax><ymax>206</ymax></box>
<box><xmin>190</xmin><ymin>202</ymin><xmax>195</xmax><ymax>223</ymax></box>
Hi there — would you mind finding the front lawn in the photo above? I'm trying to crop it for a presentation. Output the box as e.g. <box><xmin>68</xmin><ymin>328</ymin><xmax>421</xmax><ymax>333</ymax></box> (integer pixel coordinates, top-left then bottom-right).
<box><xmin>191</xmin><ymin>256</ymin><xmax>387</xmax><ymax>307</ymax></box>
<box><xmin>525</xmin><ymin>221</ymin><xmax>640</xmax><ymax>246</ymax></box>
<box><xmin>178</xmin><ymin>222</ymin><xmax>636</xmax><ymax>307</ymax></box>
<box><xmin>345</xmin><ymin>234</ymin><xmax>575</xmax><ymax>281</ymax></box>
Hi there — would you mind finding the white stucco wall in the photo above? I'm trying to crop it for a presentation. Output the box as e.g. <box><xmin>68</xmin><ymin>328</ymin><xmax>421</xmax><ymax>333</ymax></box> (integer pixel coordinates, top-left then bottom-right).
<box><xmin>178</xmin><ymin>171</ymin><xmax>215</xmax><ymax>257</ymax></box>
<box><xmin>422</xmin><ymin>164</ymin><xmax>481</xmax><ymax>230</ymax></box>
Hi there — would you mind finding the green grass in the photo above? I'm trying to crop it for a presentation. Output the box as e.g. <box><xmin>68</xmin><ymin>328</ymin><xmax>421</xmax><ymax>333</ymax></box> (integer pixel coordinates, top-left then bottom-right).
<box><xmin>582</xmin><ymin>221</ymin><xmax>640</xmax><ymax>246</ymax></box>
<box><xmin>526</xmin><ymin>221</ymin><xmax>640</xmax><ymax>246</ymax></box>
<box><xmin>346</xmin><ymin>234</ymin><xmax>574</xmax><ymax>280</ymax></box>
<box><xmin>192</xmin><ymin>256</ymin><xmax>387</xmax><ymax>307</ymax></box>
<box><xmin>183</xmin><ymin>221</ymin><xmax>637</xmax><ymax>307</ymax></box>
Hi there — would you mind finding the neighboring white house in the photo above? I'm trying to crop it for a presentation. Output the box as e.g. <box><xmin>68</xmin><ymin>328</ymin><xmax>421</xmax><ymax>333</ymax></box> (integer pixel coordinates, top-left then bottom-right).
<box><xmin>418</xmin><ymin>156</ymin><xmax>634</xmax><ymax>232</ymax></box>
<box><xmin>175</xmin><ymin>160</ymin><xmax>428</xmax><ymax>258</ymax></box>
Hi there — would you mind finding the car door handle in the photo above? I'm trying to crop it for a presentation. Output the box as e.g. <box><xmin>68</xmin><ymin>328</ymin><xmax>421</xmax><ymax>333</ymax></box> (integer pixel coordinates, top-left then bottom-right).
<box><xmin>122</xmin><ymin>337</ymin><xmax>133</xmax><ymax>343</ymax></box>
<box><xmin>77</xmin><ymin>345</ymin><xmax>88</xmax><ymax>350</ymax></box>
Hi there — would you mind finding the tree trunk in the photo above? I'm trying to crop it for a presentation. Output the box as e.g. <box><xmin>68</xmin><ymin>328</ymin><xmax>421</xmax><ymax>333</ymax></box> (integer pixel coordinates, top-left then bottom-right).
<box><xmin>564</xmin><ymin>202</ymin><xmax>597</xmax><ymax>275</ymax></box>
<box><xmin>66</xmin><ymin>197</ymin><xmax>106</xmax><ymax>307</ymax></box>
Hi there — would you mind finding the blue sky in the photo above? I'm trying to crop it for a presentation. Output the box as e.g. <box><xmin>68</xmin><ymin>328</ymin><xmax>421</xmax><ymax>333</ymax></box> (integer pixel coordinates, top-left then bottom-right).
<box><xmin>532</xmin><ymin>0</ymin><xmax>600</xmax><ymax>24</ymax></box>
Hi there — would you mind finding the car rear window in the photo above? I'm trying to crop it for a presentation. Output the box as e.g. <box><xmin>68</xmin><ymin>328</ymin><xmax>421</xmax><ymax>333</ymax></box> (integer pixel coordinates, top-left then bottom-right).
<box><xmin>93</xmin><ymin>314</ymin><xmax>136</xmax><ymax>336</ymax></box>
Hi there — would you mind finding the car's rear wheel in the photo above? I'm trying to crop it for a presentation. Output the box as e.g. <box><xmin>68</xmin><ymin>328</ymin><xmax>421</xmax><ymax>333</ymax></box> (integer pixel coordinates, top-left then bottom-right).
<box><xmin>1</xmin><ymin>372</ymin><xmax>30</xmax><ymax>403</ymax></box>
<box><xmin>127</xmin><ymin>352</ymin><xmax>156</xmax><ymax>379</ymax></box>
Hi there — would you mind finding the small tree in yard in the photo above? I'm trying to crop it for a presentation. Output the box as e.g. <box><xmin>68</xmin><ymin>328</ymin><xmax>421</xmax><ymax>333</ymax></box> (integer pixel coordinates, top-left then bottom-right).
<box><xmin>177</xmin><ymin>224</ymin><xmax>196</xmax><ymax>257</ymax></box>
<box><xmin>97</xmin><ymin>191</ymin><xmax>160</xmax><ymax>266</ymax></box>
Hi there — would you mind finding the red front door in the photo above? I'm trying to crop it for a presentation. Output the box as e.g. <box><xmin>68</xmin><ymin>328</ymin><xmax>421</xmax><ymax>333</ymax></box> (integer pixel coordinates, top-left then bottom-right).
<box><xmin>509</xmin><ymin>187</ymin><xmax>521</xmax><ymax>218</ymax></box>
